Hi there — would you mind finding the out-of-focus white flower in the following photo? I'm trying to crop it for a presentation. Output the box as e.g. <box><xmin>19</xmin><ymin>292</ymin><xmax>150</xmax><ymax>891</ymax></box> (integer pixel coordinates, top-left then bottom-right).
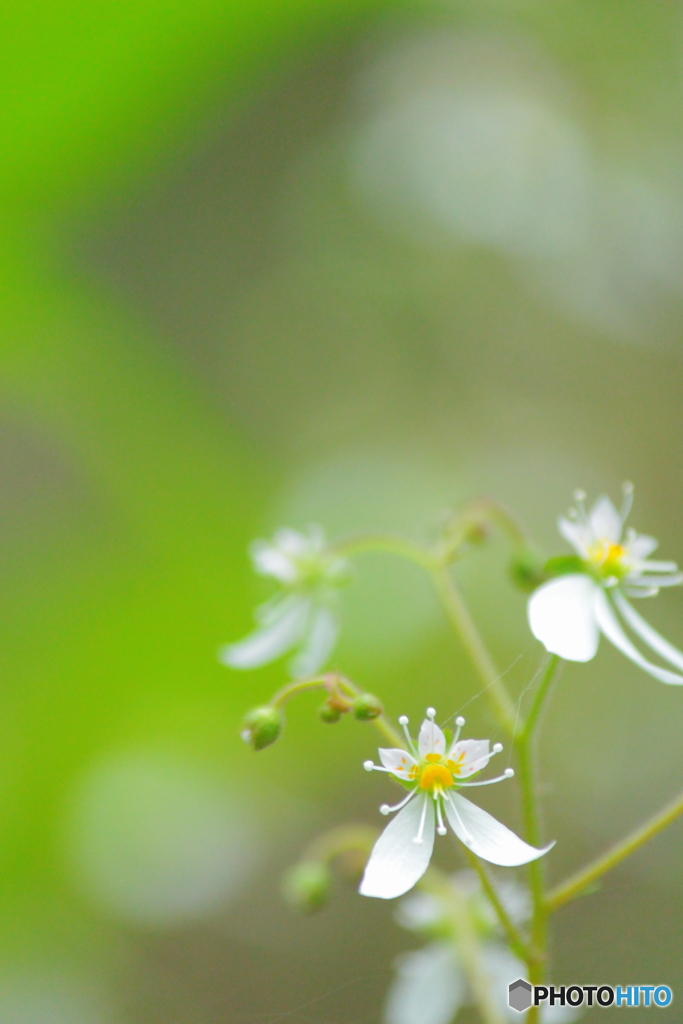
<box><xmin>385</xmin><ymin>943</ymin><xmax>580</xmax><ymax>1024</ymax></box>
<box><xmin>219</xmin><ymin>526</ymin><xmax>349</xmax><ymax>678</ymax></box>
<box><xmin>385</xmin><ymin>874</ymin><xmax>580</xmax><ymax>1024</ymax></box>
<box><xmin>360</xmin><ymin>710</ymin><xmax>552</xmax><ymax>899</ymax></box>
<box><xmin>528</xmin><ymin>486</ymin><xmax>683</xmax><ymax>683</ymax></box>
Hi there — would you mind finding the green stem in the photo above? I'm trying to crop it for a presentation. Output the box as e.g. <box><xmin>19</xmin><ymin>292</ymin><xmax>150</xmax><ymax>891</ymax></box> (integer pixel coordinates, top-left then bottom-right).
<box><xmin>440</xmin><ymin>497</ymin><xmax>528</xmax><ymax>562</ymax></box>
<box><xmin>461</xmin><ymin>846</ymin><xmax>530</xmax><ymax>962</ymax></box>
<box><xmin>523</xmin><ymin>655</ymin><xmax>561</xmax><ymax>740</ymax></box>
<box><xmin>514</xmin><ymin>655</ymin><xmax>562</xmax><ymax>1020</ymax></box>
<box><xmin>270</xmin><ymin>673</ymin><xmax>404</xmax><ymax>748</ymax></box>
<box><xmin>332</xmin><ymin>534</ymin><xmax>436</xmax><ymax>570</ymax></box>
<box><xmin>546</xmin><ymin>787</ymin><xmax>683</xmax><ymax>913</ymax></box>
<box><xmin>303</xmin><ymin>824</ymin><xmax>378</xmax><ymax>864</ymax></box>
<box><xmin>430</xmin><ymin>565</ymin><xmax>517</xmax><ymax>735</ymax></box>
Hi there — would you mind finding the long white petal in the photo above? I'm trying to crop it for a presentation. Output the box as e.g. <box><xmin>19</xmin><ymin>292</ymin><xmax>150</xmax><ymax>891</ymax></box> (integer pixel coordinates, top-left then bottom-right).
<box><xmin>589</xmin><ymin>495</ymin><xmax>622</xmax><ymax>542</ymax></box>
<box><xmin>449</xmin><ymin>740</ymin><xmax>490</xmax><ymax>779</ymax></box>
<box><xmin>360</xmin><ymin>794</ymin><xmax>435</xmax><ymax>899</ymax></box>
<box><xmin>558</xmin><ymin>516</ymin><xmax>589</xmax><ymax>556</ymax></box>
<box><xmin>627</xmin><ymin>573</ymin><xmax>683</xmax><ymax>588</ymax></box>
<box><xmin>384</xmin><ymin>944</ymin><xmax>465</xmax><ymax>1024</ymax></box>
<box><xmin>445</xmin><ymin>794</ymin><xmax>553</xmax><ymax>867</ymax></box>
<box><xmin>528</xmin><ymin>575</ymin><xmax>600</xmax><ymax>662</ymax></box>
<box><xmin>289</xmin><ymin>604</ymin><xmax>339</xmax><ymax>678</ymax></box>
<box><xmin>250</xmin><ymin>539</ymin><xmax>298</xmax><ymax>583</ymax></box>
<box><xmin>219</xmin><ymin>598</ymin><xmax>308</xmax><ymax>669</ymax></box>
<box><xmin>594</xmin><ymin>591</ymin><xmax>683</xmax><ymax>685</ymax></box>
<box><xmin>418</xmin><ymin>718</ymin><xmax>446</xmax><ymax>758</ymax></box>
<box><xmin>613</xmin><ymin>591</ymin><xmax>683</xmax><ymax>673</ymax></box>
<box><xmin>379</xmin><ymin>748</ymin><xmax>419</xmax><ymax>780</ymax></box>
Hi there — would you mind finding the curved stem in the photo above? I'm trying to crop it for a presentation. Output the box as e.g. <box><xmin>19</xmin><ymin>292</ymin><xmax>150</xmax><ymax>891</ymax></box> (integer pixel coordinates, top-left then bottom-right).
<box><xmin>332</xmin><ymin>534</ymin><xmax>436</xmax><ymax>570</ymax></box>
<box><xmin>303</xmin><ymin>824</ymin><xmax>378</xmax><ymax>864</ymax></box>
<box><xmin>440</xmin><ymin>497</ymin><xmax>528</xmax><ymax>562</ymax></box>
<box><xmin>271</xmin><ymin>673</ymin><xmax>405</xmax><ymax>749</ymax></box>
<box><xmin>461</xmin><ymin>846</ymin><xmax>531</xmax><ymax>962</ymax></box>
<box><xmin>431</xmin><ymin>565</ymin><xmax>517</xmax><ymax>735</ymax></box>
<box><xmin>546</xmin><ymin>787</ymin><xmax>683</xmax><ymax>913</ymax></box>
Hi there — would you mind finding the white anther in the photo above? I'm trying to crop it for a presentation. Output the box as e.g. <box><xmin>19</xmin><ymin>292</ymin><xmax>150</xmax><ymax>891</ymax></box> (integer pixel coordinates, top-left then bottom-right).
<box><xmin>398</xmin><ymin>715</ymin><xmax>409</xmax><ymax>726</ymax></box>
<box><xmin>574</xmin><ymin>489</ymin><xmax>586</xmax><ymax>501</ymax></box>
<box><xmin>426</xmin><ymin>707</ymin><xmax>436</xmax><ymax>719</ymax></box>
<box><xmin>413</xmin><ymin>837</ymin><xmax>423</xmax><ymax>844</ymax></box>
<box><xmin>455</xmin><ymin>716</ymin><xmax>465</xmax><ymax>727</ymax></box>
<box><xmin>437</xmin><ymin>826</ymin><xmax>447</xmax><ymax>836</ymax></box>
<box><xmin>504</xmin><ymin>768</ymin><xmax>515</xmax><ymax>778</ymax></box>
<box><xmin>492</xmin><ymin>743</ymin><xmax>503</xmax><ymax>754</ymax></box>
<box><xmin>623</xmin><ymin>481</ymin><xmax>634</xmax><ymax>494</ymax></box>
<box><xmin>363</xmin><ymin>760</ymin><xmax>374</xmax><ymax>771</ymax></box>
<box><xmin>380</xmin><ymin>804</ymin><xmax>390</xmax><ymax>815</ymax></box>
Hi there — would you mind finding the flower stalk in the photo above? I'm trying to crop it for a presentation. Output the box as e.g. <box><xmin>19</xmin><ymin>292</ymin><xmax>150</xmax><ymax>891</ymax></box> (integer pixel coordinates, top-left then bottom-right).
<box><xmin>546</xmin><ymin>786</ymin><xmax>683</xmax><ymax>913</ymax></box>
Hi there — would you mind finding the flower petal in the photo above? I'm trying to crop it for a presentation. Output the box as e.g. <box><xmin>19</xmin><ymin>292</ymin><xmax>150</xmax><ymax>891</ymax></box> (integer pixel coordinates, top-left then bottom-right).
<box><xmin>613</xmin><ymin>592</ymin><xmax>683</xmax><ymax>671</ymax></box>
<box><xmin>360</xmin><ymin>794</ymin><xmax>435</xmax><ymax>899</ymax></box>
<box><xmin>384</xmin><ymin>943</ymin><xmax>465</xmax><ymax>1024</ymax></box>
<box><xmin>627</xmin><ymin>532</ymin><xmax>658</xmax><ymax>560</ymax></box>
<box><xmin>219</xmin><ymin>597</ymin><xmax>308</xmax><ymax>669</ymax></box>
<box><xmin>379</xmin><ymin>748</ymin><xmax>419</xmax><ymax>781</ymax></box>
<box><xmin>589</xmin><ymin>495</ymin><xmax>622</xmax><ymax>542</ymax></box>
<box><xmin>528</xmin><ymin>574</ymin><xmax>600</xmax><ymax>662</ymax></box>
<box><xmin>289</xmin><ymin>603</ymin><xmax>340</xmax><ymax>678</ymax></box>
<box><xmin>445</xmin><ymin>794</ymin><xmax>554</xmax><ymax>867</ymax></box>
<box><xmin>250</xmin><ymin>539</ymin><xmax>298</xmax><ymax>583</ymax></box>
<box><xmin>418</xmin><ymin>718</ymin><xmax>446</xmax><ymax>758</ymax></box>
<box><xmin>558</xmin><ymin>516</ymin><xmax>589</xmax><ymax>556</ymax></box>
<box><xmin>448</xmin><ymin>740</ymin><xmax>491</xmax><ymax>779</ymax></box>
<box><xmin>594</xmin><ymin>590</ymin><xmax>683</xmax><ymax>685</ymax></box>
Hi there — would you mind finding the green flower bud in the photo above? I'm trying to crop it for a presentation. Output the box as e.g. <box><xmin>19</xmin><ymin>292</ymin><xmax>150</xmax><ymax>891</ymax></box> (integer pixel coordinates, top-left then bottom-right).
<box><xmin>352</xmin><ymin>693</ymin><xmax>383</xmax><ymax>720</ymax></box>
<box><xmin>282</xmin><ymin>861</ymin><xmax>331</xmax><ymax>913</ymax></box>
<box><xmin>509</xmin><ymin>545</ymin><xmax>547</xmax><ymax>592</ymax></box>
<box><xmin>318</xmin><ymin>701</ymin><xmax>342</xmax><ymax>723</ymax></box>
<box><xmin>240</xmin><ymin>705</ymin><xmax>282</xmax><ymax>750</ymax></box>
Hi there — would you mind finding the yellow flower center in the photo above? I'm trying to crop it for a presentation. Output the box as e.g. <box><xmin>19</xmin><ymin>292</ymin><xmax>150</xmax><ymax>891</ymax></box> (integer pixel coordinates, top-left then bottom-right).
<box><xmin>419</xmin><ymin>763</ymin><xmax>455</xmax><ymax>791</ymax></box>
<box><xmin>587</xmin><ymin>540</ymin><xmax>627</xmax><ymax>578</ymax></box>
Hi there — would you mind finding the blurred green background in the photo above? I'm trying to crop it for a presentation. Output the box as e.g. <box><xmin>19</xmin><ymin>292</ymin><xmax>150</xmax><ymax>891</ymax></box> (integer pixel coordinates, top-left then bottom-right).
<box><xmin>1</xmin><ymin>0</ymin><xmax>683</xmax><ymax>1019</ymax></box>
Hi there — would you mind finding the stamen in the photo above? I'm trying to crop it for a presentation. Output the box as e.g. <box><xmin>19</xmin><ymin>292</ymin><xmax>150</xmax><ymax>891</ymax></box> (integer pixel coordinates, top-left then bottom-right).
<box><xmin>452</xmin><ymin>715</ymin><xmax>465</xmax><ymax>745</ymax></box>
<box><xmin>458</xmin><ymin>768</ymin><xmax>515</xmax><ymax>787</ymax></box>
<box><xmin>398</xmin><ymin>715</ymin><xmax>418</xmax><ymax>756</ymax></box>
<box><xmin>444</xmin><ymin>791</ymin><xmax>473</xmax><ymax>846</ymax></box>
<box><xmin>621</xmin><ymin>481</ymin><xmax>634</xmax><ymax>525</ymax></box>
<box><xmin>572</xmin><ymin>489</ymin><xmax>589</xmax><ymax>531</ymax></box>
<box><xmin>363</xmin><ymin>760</ymin><xmax>374</xmax><ymax>771</ymax></box>
<box><xmin>426</xmin><ymin>707</ymin><xmax>436</xmax><ymax>719</ymax></box>
<box><xmin>435</xmin><ymin>794</ymin><xmax>447</xmax><ymax>835</ymax></box>
<box><xmin>380</xmin><ymin>789</ymin><xmax>416</xmax><ymax>815</ymax></box>
<box><xmin>413</xmin><ymin>796</ymin><xmax>429</xmax><ymax>844</ymax></box>
<box><xmin>492</xmin><ymin>743</ymin><xmax>503</xmax><ymax>754</ymax></box>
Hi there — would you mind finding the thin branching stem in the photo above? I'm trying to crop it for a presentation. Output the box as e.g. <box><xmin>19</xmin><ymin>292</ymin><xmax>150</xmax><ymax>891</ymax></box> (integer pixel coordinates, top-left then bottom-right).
<box><xmin>546</xmin><ymin>787</ymin><xmax>683</xmax><ymax>913</ymax></box>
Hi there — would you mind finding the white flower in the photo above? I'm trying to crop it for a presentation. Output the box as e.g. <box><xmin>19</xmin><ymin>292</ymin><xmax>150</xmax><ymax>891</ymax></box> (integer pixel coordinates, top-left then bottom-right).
<box><xmin>385</xmin><ymin>942</ymin><xmax>580</xmax><ymax>1024</ymax></box>
<box><xmin>386</xmin><ymin>875</ymin><xmax>580</xmax><ymax>1024</ymax></box>
<box><xmin>219</xmin><ymin>526</ymin><xmax>349</xmax><ymax>678</ymax></box>
<box><xmin>528</xmin><ymin>486</ymin><xmax>683</xmax><ymax>683</ymax></box>
<box><xmin>359</xmin><ymin>710</ymin><xmax>553</xmax><ymax>899</ymax></box>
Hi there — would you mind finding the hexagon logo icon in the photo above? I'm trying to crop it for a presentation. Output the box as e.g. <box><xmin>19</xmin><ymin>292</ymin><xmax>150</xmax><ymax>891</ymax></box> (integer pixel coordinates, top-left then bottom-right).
<box><xmin>508</xmin><ymin>978</ymin><xmax>533</xmax><ymax>1012</ymax></box>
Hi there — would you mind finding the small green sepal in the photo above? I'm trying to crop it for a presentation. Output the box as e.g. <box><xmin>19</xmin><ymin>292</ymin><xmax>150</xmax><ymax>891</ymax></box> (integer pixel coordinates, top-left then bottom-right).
<box><xmin>509</xmin><ymin>545</ymin><xmax>547</xmax><ymax>592</ymax></box>
<box><xmin>543</xmin><ymin>554</ymin><xmax>585</xmax><ymax>579</ymax></box>
<box><xmin>352</xmin><ymin>693</ymin><xmax>383</xmax><ymax>720</ymax></box>
<box><xmin>240</xmin><ymin>705</ymin><xmax>283</xmax><ymax>750</ymax></box>
<box><xmin>318</xmin><ymin>701</ymin><xmax>343</xmax><ymax>723</ymax></box>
